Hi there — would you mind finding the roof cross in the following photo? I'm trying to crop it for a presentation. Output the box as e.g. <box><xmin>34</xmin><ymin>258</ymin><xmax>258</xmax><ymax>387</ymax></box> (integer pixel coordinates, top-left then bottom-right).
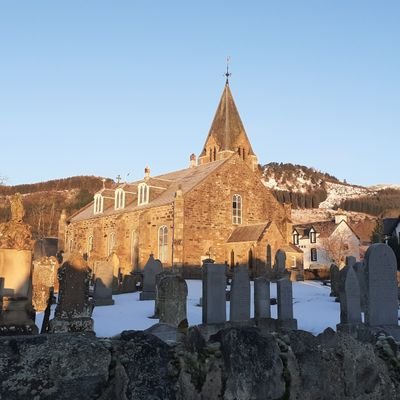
<box><xmin>225</xmin><ymin>56</ymin><xmax>231</xmax><ymax>84</ymax></box>
<box><xmin>116</xmin><ymin>174</ymin><xmax>122</xmax><ymax>184</ymax></box>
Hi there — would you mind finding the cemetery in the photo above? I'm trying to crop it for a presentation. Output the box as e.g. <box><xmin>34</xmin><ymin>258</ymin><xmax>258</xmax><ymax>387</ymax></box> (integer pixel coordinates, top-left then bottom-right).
<box><xmin>0</xmin><ymin>195</ymin><xmax>399</xmax><ymax>399</ymax></box>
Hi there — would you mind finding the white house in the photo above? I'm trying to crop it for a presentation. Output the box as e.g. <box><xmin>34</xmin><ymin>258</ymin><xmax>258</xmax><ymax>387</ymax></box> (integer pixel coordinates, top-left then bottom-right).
<box><xmin>292</xmin><ymin>214</ymin><xmax>360</xmax><ymax>270</ymax></box>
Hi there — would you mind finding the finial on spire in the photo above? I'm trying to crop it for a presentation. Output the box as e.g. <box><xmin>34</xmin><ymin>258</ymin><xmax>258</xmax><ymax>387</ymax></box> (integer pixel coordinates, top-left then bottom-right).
<box><xmin>225</xmin><ymin>56</ymin><xmax>231</xmax><ymax>85</ymax></box>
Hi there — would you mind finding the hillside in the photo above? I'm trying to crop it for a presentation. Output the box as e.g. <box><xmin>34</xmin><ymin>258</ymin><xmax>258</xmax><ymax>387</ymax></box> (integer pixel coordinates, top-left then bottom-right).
<box><xmin>262</xmin><ymin>162</ymin><xmax>400</xmax><ymax>216</ymax></box>
<box><xmin>0</xmin><ymin>176</ymin><xmax>113</xmax><ymax>239</ymax></box>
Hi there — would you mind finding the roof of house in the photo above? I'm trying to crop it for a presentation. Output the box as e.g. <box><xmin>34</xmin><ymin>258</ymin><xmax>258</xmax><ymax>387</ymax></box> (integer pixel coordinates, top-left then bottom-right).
<box><xmin>227</xmin><ymin>222</ymin><xmax>272</xmax><ymax>243</ymax></box>
<box><xmin>293</xmin><ymin>219</ymin><xmax>360</xmax><ymax>240</ymax></box>
<box><xmin>70</xmin><ymin>158</ymin><xmax>229</xmax><ymax>223</ymax></box>
<box><xmin>199</xmin><ymin>83</ymin><xmax>255</xmax><ymax>156</ymax></box>
<box><xmin>280</xmin><ymin>244</ymin><xmax>303</xmax><ymax>254</ymax></box>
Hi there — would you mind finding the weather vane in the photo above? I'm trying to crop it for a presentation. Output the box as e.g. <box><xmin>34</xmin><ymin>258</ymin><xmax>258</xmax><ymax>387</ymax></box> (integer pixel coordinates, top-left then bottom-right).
<box><xmin>225</xmin><ymin>56</ymin><xmax>231</xmax><ymax>84</ymax></box>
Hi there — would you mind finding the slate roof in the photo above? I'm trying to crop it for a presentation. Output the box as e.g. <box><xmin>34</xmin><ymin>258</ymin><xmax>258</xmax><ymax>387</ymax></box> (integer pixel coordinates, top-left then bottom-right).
<box><xmin>200</xmin><ymin>83</ymin><xmax>255</xmax><ymax>156</ymax></box>
<box><xmin>281</xmin><ymin>244</ymin><xmax>303</xmax><ymax>254</ymax></box>
<box><xmin>294</xmin><ymin>220</ymin><xmax>360</xmax><ymax>240</ymax></box>
<box><xmin>227</xmin><ymin>222</ymin><xmax>272</xmax><ymax>243</ymax></box>
<box><xmin>70</xmin><ymin>159</ymin><xmax>228</xmax><ymax>222</ymax></box>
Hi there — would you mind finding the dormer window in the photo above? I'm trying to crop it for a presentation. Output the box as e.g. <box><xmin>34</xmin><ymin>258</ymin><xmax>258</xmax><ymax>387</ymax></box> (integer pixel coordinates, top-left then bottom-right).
<box><xmin>115</xmin><ymin>188</ymin><xmax>125</xmax><ymax>210</ymax></box>
<box><xmin>292</xmin><ymin>231</ymin><xmax>299</xmax><ymax>245</ymax></box>
<box><xmin>309</xmin><ymin>228</ymin><xmax>316</xmax><ymax>243</ymax></box>
<box><xmin>138</xmin><ymin>183</ymin><xmax>149</xmax><ymax>205</ymax></box>
<box><xmin>94</xmin><ymin>194</ymin><xmax>104</xmax><ymax>214</ymax></box>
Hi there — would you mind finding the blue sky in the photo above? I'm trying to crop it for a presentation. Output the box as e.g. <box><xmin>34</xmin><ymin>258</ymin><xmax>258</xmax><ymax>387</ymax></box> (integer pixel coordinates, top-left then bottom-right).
<box><xmin>0</xmin><ymin>1</ymin><xmax>399</xmax><ymax>186</ymax></box>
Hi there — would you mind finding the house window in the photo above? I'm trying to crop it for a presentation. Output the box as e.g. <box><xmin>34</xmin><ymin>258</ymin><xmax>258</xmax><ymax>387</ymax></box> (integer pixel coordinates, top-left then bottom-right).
<box><xmin>115</xmin><ymin>188</ymin><xmax>125</xmax><ymax>210</ymax></box>
<box><xmin>87</xmin><ymin>236</ymin><xmax>93</xmax><ymax>255</ymax></box>
<box><xmin>108</xmin><ymin>232</ymin><xmax>116</xmax><ymax>256</ymax></box>
<box><xmin>292</xmin><ymin>232</ymin><xmax>299</xmax><ymax>245</ymax></box>
<box><xmin>94</xmin><ymin>194</ymin><xmax>104</xmax><ymax>214</ymax></box>
<box><xmin>232</xmin><ymin>194</ymin><xmax>242</xmax><ymax>224</ymax></box>
<box><xmin>158</xmin><ymin>225</ymin><xmax>168</xmax><ymax>263</ymax></box>
<box><xmin>311</xmin><ymin>248</ymin><xmax>317</xmax><ymax>262</ymax></box>
<box><xmin>138</xmin><ymin>183</ymin><xmax>149</xmax><ymax>205</ymax></box>
<box><xmin>309</xmin><ymin>229</ymin><xmax>316</xmax><ymax>243</ymax></box>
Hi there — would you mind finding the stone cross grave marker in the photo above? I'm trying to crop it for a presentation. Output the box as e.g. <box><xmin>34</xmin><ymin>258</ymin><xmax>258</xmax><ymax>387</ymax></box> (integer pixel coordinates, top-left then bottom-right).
<box><xmin>230</xmin><ymin>265</ymin><xmax>250</xmax><ymax>322</ymax></box>
<box><xmin>202</xmin><ymin>262</ymin><xmax>226</xmax><ymax>324</ymax></box>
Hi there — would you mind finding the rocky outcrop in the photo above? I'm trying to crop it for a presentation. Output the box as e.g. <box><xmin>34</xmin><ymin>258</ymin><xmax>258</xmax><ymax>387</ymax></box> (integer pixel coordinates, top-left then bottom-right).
<box><xmin>0</xmin><ymin>327</ymin><xmax>399</xmax><ymax>400</ymax></box>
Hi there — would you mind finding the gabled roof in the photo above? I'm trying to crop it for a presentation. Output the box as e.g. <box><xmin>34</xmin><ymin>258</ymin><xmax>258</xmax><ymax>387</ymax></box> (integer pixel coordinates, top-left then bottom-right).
<box><xmin>200</xmin><ymin>83</ymin><xmax>255</xmax><ymax>156</ymax></box>
<box><xmin>227</xmin><ymin>222</ymin><xmax>272</xmax><ymax>243</ymax></box>
<box><xmin>294</xmin><ymin>220</ymin><xmax>360</xmax><ymax>240</ymax></box>
<box><xmin>70</xmin><ymin>159</ymin><xmax>229</xmax><ymax>222</ymax></box>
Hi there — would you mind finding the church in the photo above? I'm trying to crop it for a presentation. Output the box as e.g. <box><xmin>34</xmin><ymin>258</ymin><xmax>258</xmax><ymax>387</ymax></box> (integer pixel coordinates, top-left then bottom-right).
<box><xmin>60</xmin><ymin>78</ymin><xmax>294</xmax><ymax>278</ymax></box>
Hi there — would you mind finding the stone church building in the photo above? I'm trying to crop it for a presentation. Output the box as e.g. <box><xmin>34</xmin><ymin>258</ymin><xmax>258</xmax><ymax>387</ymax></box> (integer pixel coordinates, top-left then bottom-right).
<box><xmin>60</xmin><ymin>81</ymin><xmax>293</xmax><ymax>278</ymax></box>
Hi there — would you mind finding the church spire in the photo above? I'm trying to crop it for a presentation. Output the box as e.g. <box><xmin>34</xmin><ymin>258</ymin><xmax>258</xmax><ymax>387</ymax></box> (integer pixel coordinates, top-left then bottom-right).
<box><xmin>198</xmin><ymin>68</ymin><xmax>258</xmax><ymax>171</ymax></box>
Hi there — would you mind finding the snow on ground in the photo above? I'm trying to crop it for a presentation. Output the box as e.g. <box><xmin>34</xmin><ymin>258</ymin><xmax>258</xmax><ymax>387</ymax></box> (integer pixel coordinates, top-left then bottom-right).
<box><xmin>36</xmin><ymin>280</ymin><xmax>340</xmax><ymax>338</ymax></box>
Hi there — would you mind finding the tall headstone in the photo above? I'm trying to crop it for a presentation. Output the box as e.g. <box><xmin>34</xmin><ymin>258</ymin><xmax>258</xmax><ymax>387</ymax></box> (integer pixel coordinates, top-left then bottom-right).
<box><xmin>272</xmin><ymin>249</ymin><xmax>287</xmax><ymax>280</ymax></box>
<box><xmin>254</xmin><ymin>277</ymin><xmax>271</xmax><ymax>320</ymax></box>
<box><xmin>329</xmin><ymin>264</ymin><xmax>340</xmax><ymax>297</ymax></box>
<box><xmin>277</xmin><ymin>278</ymin><xmax>297</xmax><ymax>329</ymax></box>
<box><xmin>0</xmin><ymin>194</ymin><xmax>38</xmax><ymax>335</ymax></box>
<box><xmin>140</xmin><ymin>254</ymin><xmax>163</xmax><ymax>300</ymax></box>
<box><xmin>32</xmin><ymin>256</ymin><xmax>58</xmax><ymax>311</ymax></box>
<box><xmin>345</xmin><ymin>256</ymin><xmax>356</xmax><ymax>268</ymax></box>
<box><xmin>93</xmin><ymin>260</ymin><xmax>114</xmax><ymax>306</ymax></box>
<box><xmin>202</xmin><ymin>261</ymin><xmax>226</xmax><ymax>324</ymax></box>
<box><xmin>109</xmin><ymin>252</ymin><xmax>121</xmax><ymax>293</ymax></box>
<box><xmin>230</xmin><ymin>265</ymin><xmax>250</xmax><ymax>322</ymax></box>
<box><xmin>344</xmin><ymin>266</ymin><xmax>362</xmax><ymax>324</ymax></box>
<box><xmin>49</xmin><ymin>254</ymin><xmax>94</xmax><ymax>333</ymax></box>
<box><xmin>154</xmin><ymin>270</ymin><xmax>175</xmax><ymax>318</ymax></box>
<box><xmin>338</xmin><ymin>266</ymin><xmax>349</xmax><ymax>323</ymax></box>
<box><xmin>365</xmin><ymin>244</ymin><xmax>398</xmax><ymax>327</ymax></box>
<box><xmin>353</xmin><ymin>261</ymin><xmax>367</xmax><ymax>312</ymax></box>
<box><xmin>158</xmin><ymin>275</ymin><xmax>188</xmax><ymax>327</ymax></box>
<box><xmin>265</xmin><ymin>245</ymin><xmax>272</xmax><ymax>279</ymax></box>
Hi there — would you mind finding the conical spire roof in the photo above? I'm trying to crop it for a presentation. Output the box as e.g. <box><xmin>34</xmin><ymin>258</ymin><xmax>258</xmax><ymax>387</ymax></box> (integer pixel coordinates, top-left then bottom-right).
<box><xmin>200</xmin><ymin>83</ymin><xmax>255</xmax><ymax>157</ymax></box>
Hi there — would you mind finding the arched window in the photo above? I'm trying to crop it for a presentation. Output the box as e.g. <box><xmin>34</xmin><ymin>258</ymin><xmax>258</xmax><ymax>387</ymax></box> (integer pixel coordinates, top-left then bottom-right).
<box><xmin>94</xmin><ymin>194</ymin><xmax>104</xmax><ymax>214</ymax></box>
<box><xmin>213</xmin><ymin>146</ymin><xmax>217</xmax><ymax>161</ymax></box>
<box><xmin>131</xmin><ymin>231</ymin><xmax>138</xmax><ymax>269</ymax></box>
<box><xmin>232</xmin><ymin>194</ymin><xmax>242</xmax><ymax>224</ymax></box>
<box><xmin>138</xmin><ymin>183</ymin><xmax>149</xmax><ymax>205</ymax></box>
<box><xmin>158</xmin><ymin>225</ymin><xmax>168</xmax><ymax>263</ymax></box>
<box><xmin>108</xmin><ymin>232</ymin><xmax>116</xmax><ymax>256</ymax></box>
<box><xmin>115</xmin><ymin>188</ymin><xmax>125</xmax><ymax>210</ymax></box>
<box><xmin>87</xmin><ymin>235</ymin><xmax>93</xmax><ymax>255</ymax></box>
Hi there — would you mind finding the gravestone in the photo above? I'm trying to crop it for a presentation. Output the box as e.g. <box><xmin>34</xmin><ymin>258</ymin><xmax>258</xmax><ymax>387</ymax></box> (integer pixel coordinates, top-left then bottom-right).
<box><xmin>202</xmin><ymin>261</ymin><xmax>226</xmax><ymax>324</ymax></box>
<box><xmin>158</xmin><ymin>275</ymin><xmax>188</xmax><ymax>327</ymax></box>
<box><xmin>277</xmin><ymin>278</ymin><xmax>297</xmax><ymax>329</ymax></box>
<box><xmin>265</xmin><ymin>245</ymin><xmax>272</xmax><ymax>279</ymax></box>
<box><xmin>230</xmin><ymin>265</ymin><xmax>250</xmax><ymax>322</ymax></box>
<box><xmin>345</xmin><ymin>256</ymin><xmax>356</xmax><ymax>268</ymax></box>
<box><xmin>49</xmin><ymin>254</ymin><xmax>94</xmax><ymax>333</ymax></box>
<box><xmin>32</xmin><ymin>257</ymin><xmax>58</xmax><ymax>311</ymax></box>
<box><xmin>353</xmin><ymin>261</ymin><xmax>367</xmax><ymax>312</ymax></box>
<box><xmin>329</xmin><ymin>264</ymin><xmax>340</xmax><ymax>297</ymax></box>
<box><xmin>344</xmin><ymin>266</ymin><xmax>361</xmax><ymax>324</ymax></box>
<box><xmin>365</xmin><ymin>244</ymin><xmax>398</xmax><ymax>327</ymax></box>
<box><xmin>0</xmin><ymin>194</ymin><xmax>37</xmax><ymax>335</ymax></box>
<box><xmin>254</xmin><ymin>277</ymin><xmax>271</xmax><ymax>320</ymax></box>
<box><xmin>93</xmin><ymin>261</ymin><xmax>114</xmax><ymax>306</ymax></box>
<box><xmin>338</xmin><ymin>266</ymin><xmax>349</xmax><ymax>323</ymax></box>
<box><xmin>272</xmin><ymin>250</ymin><xmax>287</xmax><ymax>280</ymax></box>
<box><xmin>140</xmin><ymin>254</ymin><xmax>163</xmax><ymax>300</ymax></box>
<box><xmin>154</xmin><ymin>270</ymin><xmax>176</xmax><ymax>318</ymax></box>
<box><xmin>109</xmin><ymin>252</ymin><xmax>121</xmax><ymax>293</ymax></box>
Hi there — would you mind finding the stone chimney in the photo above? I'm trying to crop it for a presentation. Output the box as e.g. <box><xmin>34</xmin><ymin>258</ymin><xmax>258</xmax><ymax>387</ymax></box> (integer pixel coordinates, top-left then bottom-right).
<box><xmin>144</xmin><ymin>166</ymin><xmax>150</xmax><ymax>179</ymax></box>
<box><xmin>189</xmin><ymin>153</ymin><xmax>197</xmax><ymax>168</ymax></box>
<box><xmin>334</xmin><ymin>211</ymin><xmax>347</xmax><ymax>224</ymax></box>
